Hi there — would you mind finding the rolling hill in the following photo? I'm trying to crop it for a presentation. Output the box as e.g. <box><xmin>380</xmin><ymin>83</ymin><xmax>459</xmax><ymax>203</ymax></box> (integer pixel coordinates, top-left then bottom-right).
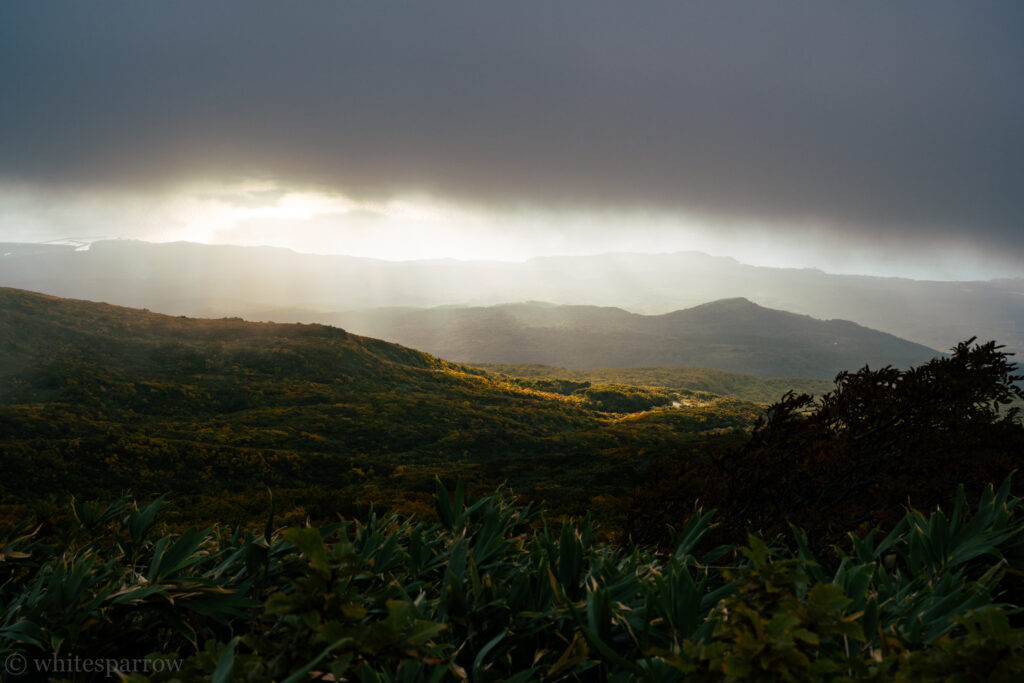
<box><xmin>320</xmin><ymin>298</ymin><xmax>941</xmax><ymax>378</ymax></box>
<box><xmin>0</xmin><ymin>287</ymin><xmax>759</xmax><ymax>524</ymax></box>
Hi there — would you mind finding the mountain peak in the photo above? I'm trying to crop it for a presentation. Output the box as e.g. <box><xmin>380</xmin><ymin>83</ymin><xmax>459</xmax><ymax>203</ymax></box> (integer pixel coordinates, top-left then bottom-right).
<box><xmin>683</xmin><ymin>297</ymin><xmax>763</xmax><ymax>314</ymax></box>
<box><xmin>706</xmin><ymin>297</ymin><xmax>758</xmax><ymax>307</ymax></box>
<box><xmin>323</xmin><ymin>298</ymin><xmax>939</xmax><ymax>378</ymax></box>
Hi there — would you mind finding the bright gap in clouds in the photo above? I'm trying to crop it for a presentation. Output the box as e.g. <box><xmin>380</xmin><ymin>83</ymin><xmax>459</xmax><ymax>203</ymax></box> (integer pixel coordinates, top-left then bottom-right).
<box><xmin>0</xmin><ymin>179</ymin><xmax>728</xmax><ymax>263</ymax></box>
<box><xmin>0</xmin><ymin>179</ymin><xmax>1017</xmax><ymax>281</ymax></box>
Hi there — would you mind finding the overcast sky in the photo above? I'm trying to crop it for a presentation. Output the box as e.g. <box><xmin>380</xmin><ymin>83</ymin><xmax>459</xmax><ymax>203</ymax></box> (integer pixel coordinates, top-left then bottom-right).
<box><xmin>2</xmin><ymin>2</ymin><xmax>1022</xmax><ymax>278</ymax></box>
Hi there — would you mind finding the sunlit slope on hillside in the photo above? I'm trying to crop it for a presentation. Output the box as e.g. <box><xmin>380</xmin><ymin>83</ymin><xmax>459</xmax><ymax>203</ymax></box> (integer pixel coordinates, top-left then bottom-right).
<box><xmin>472</xmin><ymin>363</ymin><xmax>835</xmax><ymax>404</ymax></box>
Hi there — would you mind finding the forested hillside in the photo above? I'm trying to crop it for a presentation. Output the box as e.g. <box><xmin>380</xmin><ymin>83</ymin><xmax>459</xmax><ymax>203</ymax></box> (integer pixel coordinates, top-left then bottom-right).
<box><xmin>629</xmin><ymin>338</ymin><xmax>1024</xmax><ymax>549</ymax></box>
<box><xmin>0</xmin><ymin>288</ymin><xmax>757</xmax><ymax>526</ymax></box>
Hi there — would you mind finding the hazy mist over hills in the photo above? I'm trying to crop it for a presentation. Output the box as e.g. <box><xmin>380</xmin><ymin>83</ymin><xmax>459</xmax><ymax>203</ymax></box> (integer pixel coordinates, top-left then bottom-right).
<box><xmin>1</xmin><ymin>240</ymin><xmax>1020</xmax><ymax>367</ymax></box>
<box><xmin>317</xmin><ymin>298</ymin><xmax>940</xmax><ymax>378</ymax></box>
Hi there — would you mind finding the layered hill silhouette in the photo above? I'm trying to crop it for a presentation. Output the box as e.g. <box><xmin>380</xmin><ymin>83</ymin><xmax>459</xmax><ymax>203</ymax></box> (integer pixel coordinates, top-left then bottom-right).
<box><xmin>322</xmin><ymin>299</ymin><xmax>940</xmax><ymax>378</ymax></box>
<box><xmin>2</xmin><ymin>240</ymin><xmax>1021</xmax><ymax>359</ymax></box>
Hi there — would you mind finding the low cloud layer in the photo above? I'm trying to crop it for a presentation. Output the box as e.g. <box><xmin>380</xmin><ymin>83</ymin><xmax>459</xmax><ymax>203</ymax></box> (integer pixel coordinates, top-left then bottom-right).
<box><xmin>2</xmin><ymin>2</ymin><xmax>1022</xmax><ymax>267</ymax></box>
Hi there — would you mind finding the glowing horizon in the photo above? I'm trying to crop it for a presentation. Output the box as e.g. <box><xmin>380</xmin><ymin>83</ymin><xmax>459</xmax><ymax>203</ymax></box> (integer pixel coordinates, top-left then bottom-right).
<box><xmin>1</xmin><ymin>178</ymin><xmax>1017</xmax><ymax>283</ymax></box>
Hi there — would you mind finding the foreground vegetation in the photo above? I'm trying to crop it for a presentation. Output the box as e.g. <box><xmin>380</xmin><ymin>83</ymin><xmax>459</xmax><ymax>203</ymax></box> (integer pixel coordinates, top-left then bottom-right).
<box><xmin>3</xmin><ymin>289</ymin><xmax>1024</xmax><ymax>677</ymax></box>
<box><xmin>2</xmin><ymin>481</ymin><xmax>1023</xmax><ymax>681</ymax></box>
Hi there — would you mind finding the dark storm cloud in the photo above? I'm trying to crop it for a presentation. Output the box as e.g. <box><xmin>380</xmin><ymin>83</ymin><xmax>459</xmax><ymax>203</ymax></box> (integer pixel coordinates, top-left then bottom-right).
<box><xmin>2</xmin><ymin>2</ymin><xmax>1023</xmax><ymax>252</ymax></box>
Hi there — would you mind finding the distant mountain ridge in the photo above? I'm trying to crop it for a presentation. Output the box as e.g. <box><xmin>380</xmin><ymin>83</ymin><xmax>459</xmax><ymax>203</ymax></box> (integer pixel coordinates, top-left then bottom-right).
<box><xmin>321</xmin><ymin>298</ymin><xmax>940</xmax><ymax>378</ymax></box>
<box><xmin>1</xmin><ymin>240</ymin><xmax>1020</xmax><ymax>358</ymax></box>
